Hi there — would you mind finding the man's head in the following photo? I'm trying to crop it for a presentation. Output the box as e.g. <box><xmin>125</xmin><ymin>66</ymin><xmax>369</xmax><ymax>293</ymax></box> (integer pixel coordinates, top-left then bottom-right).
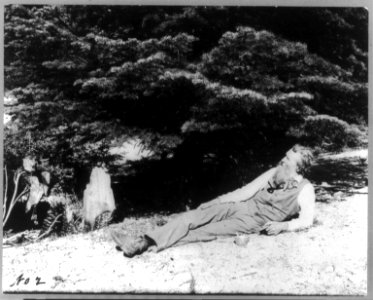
<box><xmin>290</xmin><ymin>144</ymin><xmax>314</xmax><ymax>176</ymax></box>
<box><xmin>273</xmin><ymin>145</ymin><xmax>314</xmax><ymax>185</ymax></box>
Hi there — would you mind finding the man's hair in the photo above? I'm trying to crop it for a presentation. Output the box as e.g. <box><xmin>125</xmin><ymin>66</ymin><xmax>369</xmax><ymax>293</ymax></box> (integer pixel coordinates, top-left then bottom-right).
<box><xmin>291</xmin><ymin>144</ymin><xmax>314</xmax><ymax>176</ymax></box>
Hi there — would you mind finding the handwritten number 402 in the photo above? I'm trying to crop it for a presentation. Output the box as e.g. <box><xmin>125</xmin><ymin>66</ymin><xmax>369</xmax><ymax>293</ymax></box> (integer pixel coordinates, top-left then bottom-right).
<box><xmin>10</xmin><ymin>274</ymin><xmax>45</xmax><ymax>287</ymax></box>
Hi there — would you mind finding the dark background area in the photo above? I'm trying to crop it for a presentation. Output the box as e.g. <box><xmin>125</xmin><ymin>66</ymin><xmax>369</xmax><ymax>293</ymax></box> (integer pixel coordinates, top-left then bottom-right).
<box><xmin>3</xmin><ymin>6</ymin><xmax>368</xmax><ymax>230</ymax></box>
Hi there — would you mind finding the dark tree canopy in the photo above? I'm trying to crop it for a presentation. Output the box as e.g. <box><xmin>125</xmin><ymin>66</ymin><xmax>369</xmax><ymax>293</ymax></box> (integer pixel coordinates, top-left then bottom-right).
<box><xmin>4</xmin><ymin>5</ymin><xmax>368</xmax><ymax>211</ymax></box>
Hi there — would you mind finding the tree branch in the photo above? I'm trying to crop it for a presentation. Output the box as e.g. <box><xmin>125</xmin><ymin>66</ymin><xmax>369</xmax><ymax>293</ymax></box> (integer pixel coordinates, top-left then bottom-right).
<box><xmin>3</xmin><ymin>171</ymin><xmax>28</xmax><ymax>227</ymax></box>
<box><xmin>3</xmin><ymin>166</ymin><xmax>8</xmax><ymax>215</ymax></box>
<box><xmin>35</xmin><ymin>214</ymin><xmax>63</xmax><ymax>241</ymax></box>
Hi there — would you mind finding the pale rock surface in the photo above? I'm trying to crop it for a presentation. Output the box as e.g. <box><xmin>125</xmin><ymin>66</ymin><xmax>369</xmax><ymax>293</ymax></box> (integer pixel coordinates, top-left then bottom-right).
<box><xmin>83</xmin><ymin>167</ymin><xmax>116</xmax><ymax>228</ymax></box>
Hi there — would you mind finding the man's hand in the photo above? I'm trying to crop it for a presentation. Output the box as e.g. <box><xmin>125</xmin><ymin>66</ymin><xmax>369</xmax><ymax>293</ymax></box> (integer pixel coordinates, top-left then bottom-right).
<box><xmin>262</xmin><ymin>221</ymin><xmax>288</xmax><ymax>235</ymax></box>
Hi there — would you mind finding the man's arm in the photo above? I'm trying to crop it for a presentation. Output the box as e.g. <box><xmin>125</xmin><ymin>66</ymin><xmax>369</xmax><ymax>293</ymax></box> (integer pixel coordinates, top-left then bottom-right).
<box><xmin>217</xmin><ymin>167</ymin><xmax>277</xmax><ymax>204</ymax></box>
<box><xmin>263</xmin><ymin>183</ymin><xmax>315</xmax><ymax>234</ymax></box>
<box><xmin>198</xmin><ymin>167</ymin><xmax>276</xmax><ymax>210</ymax></box>
<box><xmin>285</xmin><ymin>183</ymin><xmax>315</xmax><ymax>231</ymax></box>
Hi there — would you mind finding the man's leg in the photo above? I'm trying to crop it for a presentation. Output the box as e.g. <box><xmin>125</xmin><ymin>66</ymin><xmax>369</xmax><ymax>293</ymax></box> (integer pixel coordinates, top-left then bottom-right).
<box><xmin>145</xmin><ymin>203</ymin><xmax>241</xmax><ymax>252</ymax></box>
<box><xmin>175</xmin><ymin>213</ymin><xmax>262</xmax><ymax>247</ymax></box>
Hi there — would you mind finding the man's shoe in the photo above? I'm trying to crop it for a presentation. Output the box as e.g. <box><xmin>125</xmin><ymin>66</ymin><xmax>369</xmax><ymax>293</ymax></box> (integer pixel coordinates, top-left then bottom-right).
<box><xmin>110</xmin><ymin>230</ymin><xmax>150</xmax><ymax>258</ymax></box>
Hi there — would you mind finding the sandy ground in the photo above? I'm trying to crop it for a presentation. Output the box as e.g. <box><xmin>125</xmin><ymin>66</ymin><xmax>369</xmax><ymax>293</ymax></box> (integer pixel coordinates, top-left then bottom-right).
<box><xmin>2</xmin><ymin>150</ymin><xmax>368</xmax><ymax>295</ymax></box>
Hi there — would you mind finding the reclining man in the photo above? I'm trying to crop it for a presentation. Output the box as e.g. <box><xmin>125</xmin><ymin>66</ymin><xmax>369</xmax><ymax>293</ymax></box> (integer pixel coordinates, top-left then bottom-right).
<box><xmin>110</xmin><ymin>144</ymin><xmax>315</xmax><ymax>258</ymax></box>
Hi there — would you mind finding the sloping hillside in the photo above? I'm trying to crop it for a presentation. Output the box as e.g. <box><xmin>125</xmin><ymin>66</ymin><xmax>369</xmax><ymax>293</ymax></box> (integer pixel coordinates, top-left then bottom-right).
<box><xmin>2</xmin><ymin>149</ymin><xmax>368</xmax><ymax>295</ymax></box>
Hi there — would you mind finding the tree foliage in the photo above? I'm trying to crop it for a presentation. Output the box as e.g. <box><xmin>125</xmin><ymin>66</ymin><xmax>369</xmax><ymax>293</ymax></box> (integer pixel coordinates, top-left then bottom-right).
<box><xmin>4</xmin><ymin>5</ymin><xmax>368</xmax><ymax>211</ymax></box>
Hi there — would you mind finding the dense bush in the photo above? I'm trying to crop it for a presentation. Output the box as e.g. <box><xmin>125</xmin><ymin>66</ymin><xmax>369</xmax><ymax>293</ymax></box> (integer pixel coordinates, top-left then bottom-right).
<box><xmin>4</xmin><ymin>5</ymin><xmax>368</xmax><ymax>215</ymax></box>
<box><xmin>296</xmin><ymin>115</ymin><xmax>364</xmax><ymax>152</ymax></box>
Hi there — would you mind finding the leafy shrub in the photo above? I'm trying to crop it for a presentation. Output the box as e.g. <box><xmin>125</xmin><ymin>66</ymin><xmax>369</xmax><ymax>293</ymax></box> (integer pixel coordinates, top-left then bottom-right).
<box><xmin>297</xmin><ymin>76</ymin><xmax>368</xmax><ymax>124</ymax></box>
<box><xmin>199</xmin><ymin>27</ymin><xmax>348</xmax><ymax>94</ymax></box>
<box><xmin>3</xmin><ymin>6</ymin><xmax>368</xmax><ymax>216</ymax></box>
<box><xmin>295</xmin><ymin>115</ymin><xmax>364</xmax><ymax>151</ymax></box>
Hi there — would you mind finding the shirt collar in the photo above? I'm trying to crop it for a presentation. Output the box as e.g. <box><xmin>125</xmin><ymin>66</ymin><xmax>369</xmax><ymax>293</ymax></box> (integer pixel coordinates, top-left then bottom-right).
<box><xmin>268</xmin><ymin>174</ymin><xmax>303</xmax><ymax>192</ymax></box>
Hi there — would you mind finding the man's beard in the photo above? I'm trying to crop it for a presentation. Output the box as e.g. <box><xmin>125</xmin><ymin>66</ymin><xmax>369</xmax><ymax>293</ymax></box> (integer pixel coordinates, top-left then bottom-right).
<box><xmin>273</xmin><ymin>165</ymin><xmax>293</xmax><ymax>186</ymax></box>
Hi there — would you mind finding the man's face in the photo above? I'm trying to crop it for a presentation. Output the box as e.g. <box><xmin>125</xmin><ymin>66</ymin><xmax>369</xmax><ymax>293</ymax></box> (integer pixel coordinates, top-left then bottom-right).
<box><xmin>273</xmin><ymin>149</ymin><xmax>303</xmax><ymax>184</ymax></box>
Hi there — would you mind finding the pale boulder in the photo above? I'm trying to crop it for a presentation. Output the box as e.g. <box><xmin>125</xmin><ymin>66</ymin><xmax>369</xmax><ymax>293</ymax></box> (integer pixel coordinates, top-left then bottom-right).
<box><xmin>83</xmin><ymin>167</ymin><xmax>116</xmax><ymax>228</ymax></box>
